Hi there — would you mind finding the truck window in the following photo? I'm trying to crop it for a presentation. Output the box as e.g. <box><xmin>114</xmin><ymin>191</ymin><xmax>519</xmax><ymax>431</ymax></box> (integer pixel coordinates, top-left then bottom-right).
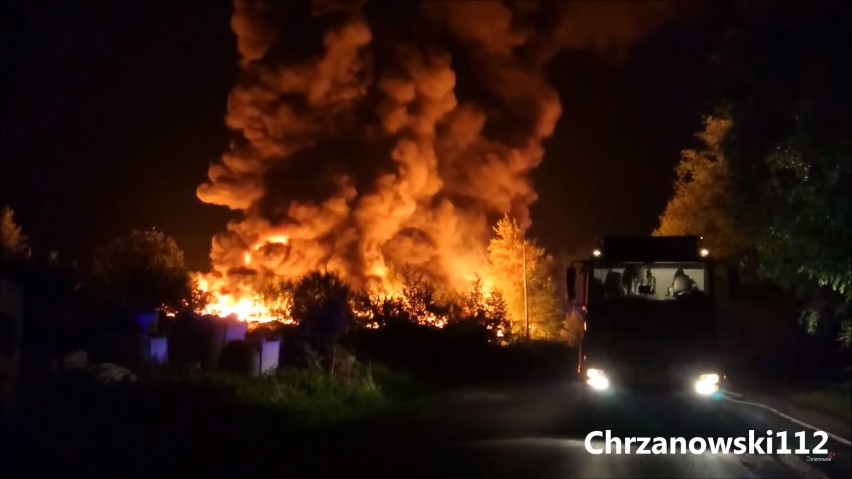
<box><xmin>591</xmin><ymin>263</ymin><xmax>707</xmax><ymax>301</ymax></box>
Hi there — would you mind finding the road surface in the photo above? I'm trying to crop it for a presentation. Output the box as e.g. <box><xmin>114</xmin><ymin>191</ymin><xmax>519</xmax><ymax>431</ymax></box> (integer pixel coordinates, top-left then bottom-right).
<box><xmin>332</xmin><ymin>381</ymin><xmax>852</xmax><ymax>478</ymax></box>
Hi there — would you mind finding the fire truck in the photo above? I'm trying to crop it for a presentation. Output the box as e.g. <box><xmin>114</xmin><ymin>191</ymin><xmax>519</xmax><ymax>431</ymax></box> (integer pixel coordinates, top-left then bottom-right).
<box><xmin>567</xmin><ymin>236</ymin><xmax>727</xmax><ymax>397</ymax></box>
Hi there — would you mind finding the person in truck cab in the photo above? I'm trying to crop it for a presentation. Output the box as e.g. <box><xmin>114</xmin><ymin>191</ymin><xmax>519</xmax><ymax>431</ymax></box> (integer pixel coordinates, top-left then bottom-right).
<box><xmin>667</xmin><ymin>268</ymin><xmax>695</xmax><ymax>296</ymax></box>
<box><xmin>638</xmin><ymin>266</ymin><xmax>656</xmax><ymax>295</ymax></box>
<box><xmin>604</xmin><ymin>269</ymin><xmax>624</xmax><ymax>298</ymax></box>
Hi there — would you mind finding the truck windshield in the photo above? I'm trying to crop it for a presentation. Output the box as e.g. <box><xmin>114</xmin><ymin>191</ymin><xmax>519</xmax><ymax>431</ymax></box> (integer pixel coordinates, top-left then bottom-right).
<box><xmin>590</xmin><ymin>262</ymin><xmax>708</xmax><ymax>302</ymax></box>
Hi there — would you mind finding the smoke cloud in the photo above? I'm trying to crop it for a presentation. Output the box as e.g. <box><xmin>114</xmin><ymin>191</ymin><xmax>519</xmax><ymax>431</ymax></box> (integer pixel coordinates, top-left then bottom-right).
<box><xmin>198</xmin><ymin>0</ymin><xmax>676</xmax><ymax>294</ymax></box>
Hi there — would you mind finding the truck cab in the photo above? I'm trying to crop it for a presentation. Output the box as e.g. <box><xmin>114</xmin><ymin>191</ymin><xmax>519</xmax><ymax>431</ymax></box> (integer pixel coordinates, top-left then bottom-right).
<box><xmin>567</xmin><ymin>236</ymin><xmax>725</xmax><ymax>398</ymax></box>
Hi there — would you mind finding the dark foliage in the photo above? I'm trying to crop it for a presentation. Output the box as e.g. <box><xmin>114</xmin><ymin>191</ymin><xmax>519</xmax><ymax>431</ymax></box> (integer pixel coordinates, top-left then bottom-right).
<box><xmin>291</xmin><ymin>271</ymin><xmax>352</xmax><ymax>370</ymax></box>
<box><xmin>710</xmin><ymin>1</ymin><xmax>852</xmax><ymax>344</ymax></box>
<box><xmin>88</xmin><ymin>228</ymin><xmax>193</xmax><ymax>317</ymax></box>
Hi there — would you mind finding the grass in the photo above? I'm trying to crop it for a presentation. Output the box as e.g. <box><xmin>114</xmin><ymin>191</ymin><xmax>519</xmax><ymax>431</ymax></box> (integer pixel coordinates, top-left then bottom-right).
<box><xmin>5</xmin><ymin>361</ymin><xmax>425</xmax><ymax>477</ymax></box>
<box><xmin>147</xmin><ymin>365</ymin><xmax>391</xmax><ymax>427</ymax></box>
<box><xmin>793</xmin><ymin>381</ymin><xmax>852</xmax><ymax>423</ymax></box>
<box><xmin>5</xmin><ymin>330</ymin><xmax>577</xmax><ymax>477</ymax></box>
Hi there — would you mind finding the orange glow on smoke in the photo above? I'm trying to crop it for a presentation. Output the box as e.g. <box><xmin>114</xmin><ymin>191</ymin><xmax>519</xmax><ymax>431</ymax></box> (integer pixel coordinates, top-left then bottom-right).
<box><xmin>260</xmin><ymin>235</ymin><xmax>289</xmax><ymax>247</ymax></box>
<box><xmin>241</xmin><ymin>235</ymin><xmax>290</xmax><ymax>268</ymax></box>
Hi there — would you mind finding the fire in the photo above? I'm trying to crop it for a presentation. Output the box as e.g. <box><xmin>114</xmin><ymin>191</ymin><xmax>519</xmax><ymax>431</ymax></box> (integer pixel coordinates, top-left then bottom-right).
<box><xmin>195</xmin><ymin>0</ymin><xmax>558</xmax><ymax>309</ymax></box>
<box><xmin>241</xmin><ymin>235</ymin><xmax>289</xmax><ymax>268</ymax></box>
<box><xmin>192</xmin><ymin>1</ymin><xmax>578</xmax><ymax>332</ymax></box>
<box><xmin>259</xmin><ymin>235</ymin><xmax>289</xmax><ymax>247</ymax></box>
<box><xmin>206</xmin><ymin>293</ymin><xmax>277</xmax><ymax>323</ymax></box>
<box><xmin>192</xmin><ymin>266</ymin><xmax>492</xmax><ymax>329</ymax></box>
<box><xmin>192</xmin><ymin>232</ymin><xmax>499</xmax><ymax>328</ymax></box>
<box><xmin>185</xmin><ymin>0</ymin><xmax>680</xmax><ymax>341</ymax></box>
<box><xmin>195</xmin><ymin>276</ymin><xmax>290</xmax><ymax>325</ymax></box>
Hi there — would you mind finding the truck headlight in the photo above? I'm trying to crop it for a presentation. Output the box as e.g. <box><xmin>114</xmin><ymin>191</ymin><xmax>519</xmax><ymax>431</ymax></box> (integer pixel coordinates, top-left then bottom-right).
<box><xmin>586</xmin><ymin>368</ymin><xmax>609</xmax><ymax>390</ymax></box>
<box><xmin>694</xmin><ymin>372</ymin><xmax>720</xmax><ymax>396</ymax></box>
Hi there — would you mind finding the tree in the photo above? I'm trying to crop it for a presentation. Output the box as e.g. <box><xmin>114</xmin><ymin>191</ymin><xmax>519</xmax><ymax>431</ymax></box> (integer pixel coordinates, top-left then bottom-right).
<box><xmin>291</xmin><ymin>270</ymin><xmax>351</xmax><ymax>323</ymax></box>
<box><xmin>654</xmin><ymin>116</ymin><xmax>747</xmax><ymax>260</ymax></box>
<box><xmin>256</xmin><ymin>276</ymin><xmax>295</xmax><ymax>322</ymax></box>
<box><xmin>0</xmin><ymin>207</ymin><xmax>30</xmax><ymax>261</ymax></box>
<box><xmin>399</xmin><ymin>267</ymin><xmax>455</xmax><ymax>327</ymax></box>
<box><xmin>91</xmin><ymin>228</ymin><xmax>192</xmax><ymax>314</ymax></box>
<box><xmin>713</xmin><ymin>1</ymin><xmax>852</xmax><ymax>344</ymax></box>
<box><xmin>452</xmin><ymin>277</ymin><xmax>510</xmax><ymax>342</ymax></box>
<box><xmin>291</xmin><ymin>270</ymin><xmax>352</xmax><ymax>370</ymax></box>
<box><xmin>189</xmin><ymin>277</ymin><xmax>214</xmax><ymax>313</ymax></box>
<box><xmin>487</xmin><ymin>215</ymin><xmax>565</xmax><ymax>340</ymax></box>
<box><xmin>750</xmin><ymin>134</ymin><xmax>852</xmax><ymax>344</ymax></box>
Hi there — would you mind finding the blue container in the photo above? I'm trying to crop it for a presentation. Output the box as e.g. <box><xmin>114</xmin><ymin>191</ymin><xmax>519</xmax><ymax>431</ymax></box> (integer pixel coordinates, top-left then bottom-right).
<box><xmin>132</xmin><ymin>312</ymin><xmax>158</xmax><ymax>334</ymax></box>
<box><xmin>259</xmin><ymin>339</ymin><xmax>280</xmax><ymax>374</ymax></box>
<box><xmin>223</xmin><ymin>320</ymin><xmax>248</xmax><ymax>343</ymax></box>
<box><xmin>147</xmin><ymin>336</ymin><xmax>168</xmax><ymax>365</ymax></box>
<box><xmin>198</xmin><ymin>316</ymin><xmax>250</xmax><ymax>370</ymax></box>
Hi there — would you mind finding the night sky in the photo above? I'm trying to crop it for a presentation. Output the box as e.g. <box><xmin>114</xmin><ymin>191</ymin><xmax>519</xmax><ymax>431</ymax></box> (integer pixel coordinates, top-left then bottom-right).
<box><xmin>2</xmin><ymin>0</ymin><xmax>733</xmax><ymax>270</ymax></box>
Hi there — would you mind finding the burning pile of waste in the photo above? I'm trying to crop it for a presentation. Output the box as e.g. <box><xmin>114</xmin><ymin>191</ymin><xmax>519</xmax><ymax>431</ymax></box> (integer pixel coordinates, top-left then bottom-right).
<box><xmin>193</xmin><ymin>0</ymin><xmax>676</xmax><ymax>330</ymax></box>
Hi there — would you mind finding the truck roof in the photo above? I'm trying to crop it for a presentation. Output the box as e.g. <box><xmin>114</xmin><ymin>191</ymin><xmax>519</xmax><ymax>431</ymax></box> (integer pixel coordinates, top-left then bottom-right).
<box><xmin>597</xmin><ymin>235</ymin><xmax>701</xmax><ymax>262</ymax></box>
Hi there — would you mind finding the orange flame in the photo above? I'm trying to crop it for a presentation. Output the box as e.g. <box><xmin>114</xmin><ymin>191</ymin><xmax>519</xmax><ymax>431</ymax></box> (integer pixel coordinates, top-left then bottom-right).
<box><xmin>193</xmin><ymin>239</ymin><xmax>501</xmax><ymax>330</ymax></box>
<box><xmin>259</xmin><ymin>235</ymin><xmax>289</xmax><ymax>247</ymax></box>
<box><xmin>195</xmin><ymin>276</ymin><xmax>290</xmax><ymax>324</ymax></box>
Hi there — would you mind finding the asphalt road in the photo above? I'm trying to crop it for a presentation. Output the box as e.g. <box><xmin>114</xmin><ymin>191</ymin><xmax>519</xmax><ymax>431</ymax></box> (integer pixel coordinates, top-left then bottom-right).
<box><xmin>335</xmin><ymin>381</ymin><xmax>852</xmax><ymax>479</ymax></box>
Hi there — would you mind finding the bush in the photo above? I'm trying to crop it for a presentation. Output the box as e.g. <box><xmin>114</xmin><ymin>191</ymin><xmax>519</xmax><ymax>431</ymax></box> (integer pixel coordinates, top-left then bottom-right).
<box><xmin>150</xmin><ymin>360</ymin><xmax>390</xmax><ymax>427</ymax></box>
<box><xmin>88</xmin><ymin>228</ymin><xmax>192</xmax><ymax>315</ymax></box>
<box><xmin>9</xmin><ymin>358</ymin><xmax>420</xmax><ymax>477</ymax></box>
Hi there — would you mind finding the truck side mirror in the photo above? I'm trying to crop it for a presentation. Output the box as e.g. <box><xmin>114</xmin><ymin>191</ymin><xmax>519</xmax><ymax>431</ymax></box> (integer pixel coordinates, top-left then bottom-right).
<box><xmin>567</xmin><ymin>266</ymin><xmax>577</xmax><ymax>301</ymax></box>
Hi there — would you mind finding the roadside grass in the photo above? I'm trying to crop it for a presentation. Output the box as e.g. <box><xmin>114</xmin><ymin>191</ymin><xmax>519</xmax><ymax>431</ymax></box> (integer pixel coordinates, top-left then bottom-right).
<box><xmin>7</xmin><ymin>361</ymin><xmax>425</xmax><ymax>476</ymax></box>
<box><xmin>146</xmin><ymin>364</ymin><xmax>402</xmax><ymax>428</ymax></box>
<box><xmin>7</xmin><ymin>335</ymin><xmax>576</xmax><ymax>476</ymax></box>
<box><xmin>793</xmin><ymin>381</ymin><xmax>852</xmax><ymax>423</ymax></box>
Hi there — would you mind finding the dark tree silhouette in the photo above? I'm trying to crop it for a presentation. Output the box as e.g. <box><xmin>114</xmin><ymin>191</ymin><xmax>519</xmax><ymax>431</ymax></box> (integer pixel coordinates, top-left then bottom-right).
<box><xmin>713</xmin><ymin>1</ymin><xmax>852</xmax><ymax>343</ymax></box>
<box><xmin>90</xmin><ymin>228</ymin><xmax>192</xmax><ymax>317</ymax></box>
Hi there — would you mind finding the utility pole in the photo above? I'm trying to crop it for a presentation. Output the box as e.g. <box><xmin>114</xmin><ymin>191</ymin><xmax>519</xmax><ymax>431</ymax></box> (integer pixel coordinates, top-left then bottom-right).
<box><xmin>522</xmin><ymin>239</ymin><xmax>530</xmax><ymax>341</ymax></box>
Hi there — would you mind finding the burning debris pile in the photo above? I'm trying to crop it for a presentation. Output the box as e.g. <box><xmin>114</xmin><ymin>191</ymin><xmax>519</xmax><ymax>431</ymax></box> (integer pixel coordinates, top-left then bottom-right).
<box><xmin>194</xmin><ymin>0</ymin><xmax>676</xmax><ymax>327</ymax></box>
